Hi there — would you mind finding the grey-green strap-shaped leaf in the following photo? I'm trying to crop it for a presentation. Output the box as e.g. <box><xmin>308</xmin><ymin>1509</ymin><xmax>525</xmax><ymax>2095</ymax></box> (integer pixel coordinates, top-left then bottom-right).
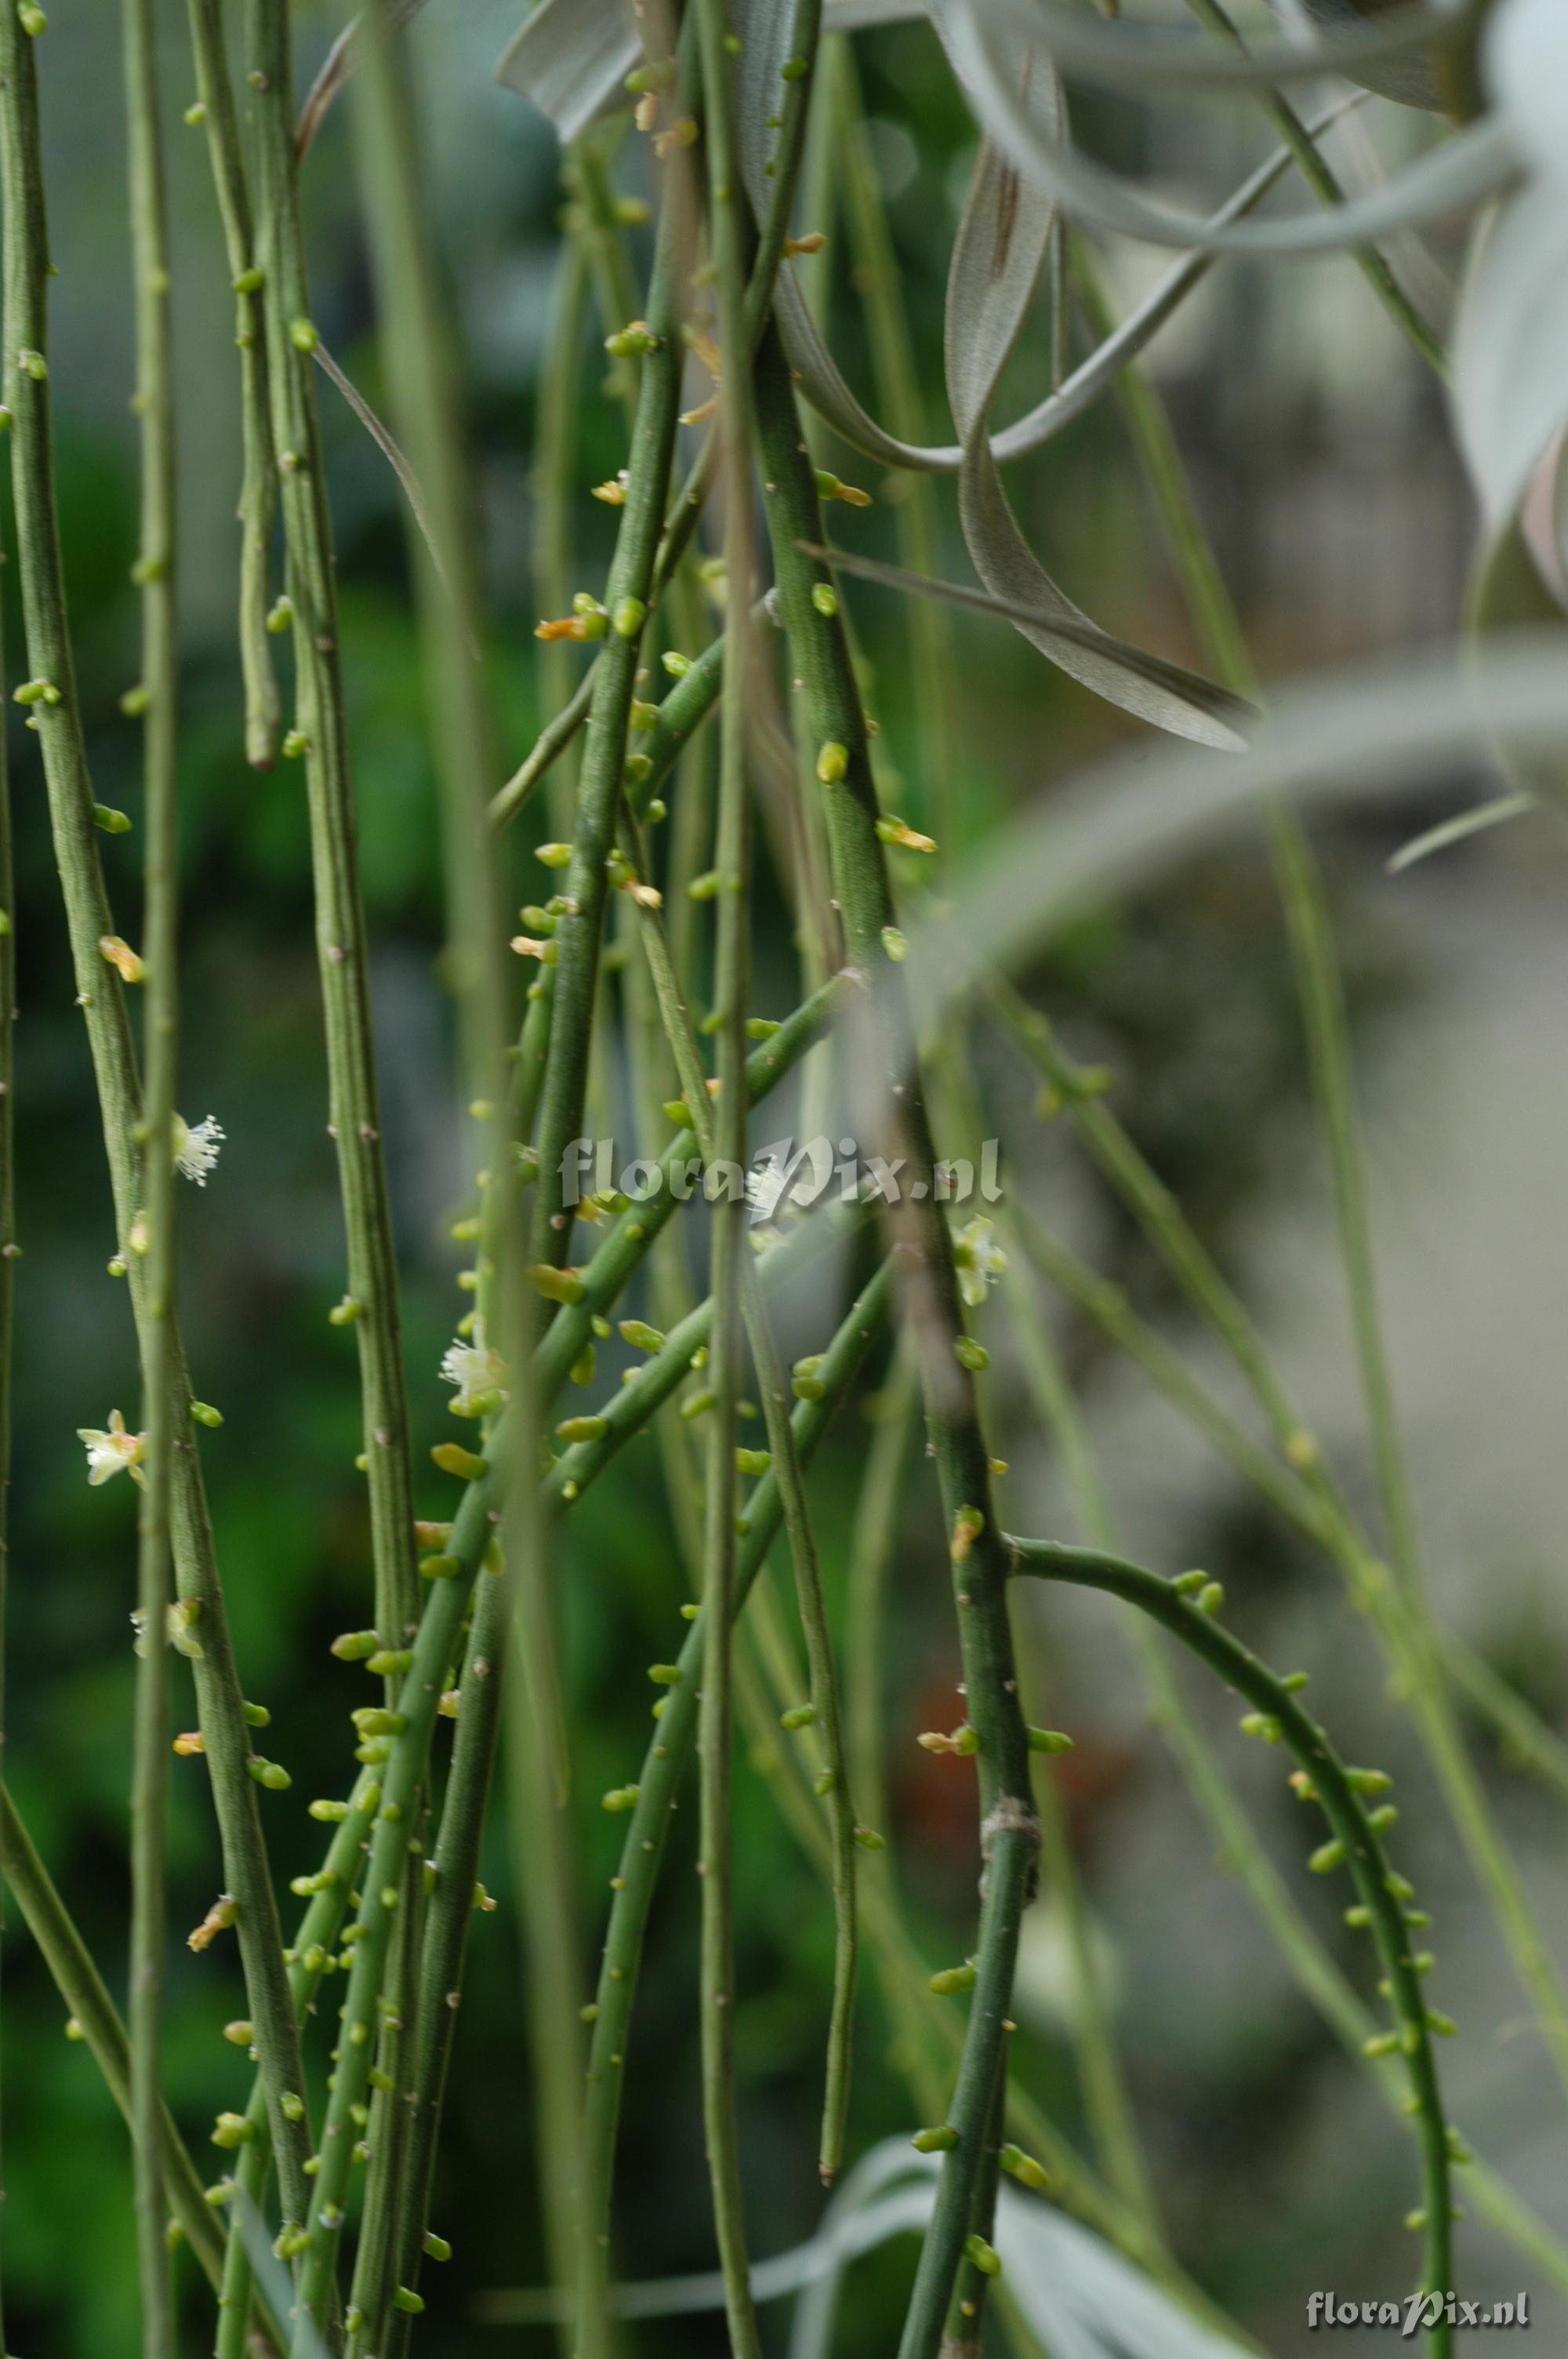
<box><xmin>1278</xmin><ymin>0</ymin><xmax>1448</xmax><ymax>110</ymax></box>
<box><xmin>494</xmin><ymin>0</ymin><xmax>637</xmax><ymax>142</ymax></box>
<box><xmin>475</xmin><ymin>2135</ymin><xmax>1254</xmax><ymax>2356</ymax></box>
<box><xmin>497</xmin><ymin>0</ymin><xmax>924</xmax><ymax>141</ymax></box>
<box><xmin>943</xmin><ymin>68</ymin><xmax>1059</xmax><ymax>443</ymax></box>
<box><xmin>970</xmin><ymin>0</ymin><xmax>1472</xmax><ymax>97</ymax></box>
<box><xmin>789</xmin><ymin>2142</ymin><xmax>1255</xmax><ymax>2359</ymax></box>
<box><xmin>944</xmin><ymin>125</ymin><xmax>1253</xmax><ymax>752</ymax></box>
<box><xmin>799</xmin><ymin>536</ymin><xmax>1257</xmax><ymax>751</ymax></box>
<box><xmin>1452</xmin><ymin>186</ymin><xmax>1568</xmax><ymax>532</ymax></box>
<box><xmin>737</xmin><ymin>100</ymin><xmax>1355</xmax><ymax>474</ymax></box>
<box><xmin>1386</xmin><ymin>791</ymin><xmax>1533</xmax><ymax>874</ymax></box>
<box><xmin>1486</xmin><ymin>0</ymin><xmax>1568</xmax><ymax>190</ymax></box>
<box><xmin>1460</xmin><ymin>461</ymin><xmax>1568</xmax><ymax>809</ymax></box>
<box><xmin>888</xmin><ymin>634</ymin><xmax>1568</xmax><ymax>1057</ymax></box>
<box><xmin>941</xmin><ymin>0</ymin><xmax>1519</xmax><ymax>258</ymax></box>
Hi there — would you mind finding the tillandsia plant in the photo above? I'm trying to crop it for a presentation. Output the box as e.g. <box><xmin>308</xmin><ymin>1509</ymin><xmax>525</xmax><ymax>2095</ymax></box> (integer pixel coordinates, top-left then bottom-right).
<box><xmin>7</xmin><ymin>0</ymin><xmax>1568</xmax><ymax>2354</ymax></box>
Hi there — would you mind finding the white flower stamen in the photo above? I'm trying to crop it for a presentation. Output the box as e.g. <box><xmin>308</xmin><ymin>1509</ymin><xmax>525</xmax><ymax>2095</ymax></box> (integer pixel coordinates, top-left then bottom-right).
<box><xmin>440</xmin><ymin>1318</ymin><xmax>510</xmax><ymax>1419</ymax></box>
<box><xmin>746</xmin><ymin>1153</ymin><xmax>790</xmax><ymax>1222</ymax></box>
<box><xmin>172</xmin><ymin>1114</ymin><xmax>225</xmax><ymax>1187</ymax></box>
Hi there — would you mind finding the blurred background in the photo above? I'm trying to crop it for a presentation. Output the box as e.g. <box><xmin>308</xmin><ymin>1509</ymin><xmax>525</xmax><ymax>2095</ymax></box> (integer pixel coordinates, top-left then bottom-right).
<box><xmin>4</xmin><ymin>2</ymin><xmax>1566</xmax><ymax>2354</ymax></box>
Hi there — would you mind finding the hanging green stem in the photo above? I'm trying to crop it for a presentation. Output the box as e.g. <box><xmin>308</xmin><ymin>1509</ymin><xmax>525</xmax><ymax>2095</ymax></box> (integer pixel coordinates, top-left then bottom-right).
<box><xmin>521</xmin><ymin>216</ymin><xmax>590</xmax><ymax>838</ymax></box>
<box><xmin>753</xmin><ymin>327</ymin><xmax>1034</xmax><ymax>2359</ymax></box>
<box><xmin>214</xmin><ymin>1769</ymin><xmax>382</xmax><ymax>2359</ymax></box>
<box><xmin>843</xmin><ymin>1344</ymin><xmax>916</xmax><ymax>1841</ymax></box>
<box><xmin>616</xmin><ymin>836</ymin><xmax>862</xmax><ymax>2183</ymax></box>
<box><xmin>0</xmin><ymin>0</ymin><xmax>313</xmax><ymax>2236</ymax></box>
<box><xmin>578</xmin><ymin>1256</ymin><xmax>895</xmax><ymax>2324</ymax></box>
<box><xmin>691</xmin><ymin>0</ymin><xmax>768</xmax><ymax>2331</ymax></box>
<box><xmin>122</xmin><ymin>0</ymin><xmax>180</xmax><ymax>2341</ymax></box>
<box><xmin>0</xmin><ymin>1785</ymin><xmax>236</xmax><ymax>2305</ymax></box>
<box><xmin>183</xmin><ymin>0</ymin><xmax>279</xmax><ymax>767</ymax></box>
<box><xmin>1008</xmin><ymin>1535</ymin><xmax>1456</xmax><ymax>2355</ymax></box>
<box><xmin>0</xmin><ymin>205</ymin><xmax>14</xmax><ymax>2359</ymax></box>
<box><xmin>524</xmin><ymin>78</ymin><xmax>691</xmax><ymax>1276</ymax></box>
<box><xmin>343</xmin><ymin>13</ymin><xmax>522</xmax><ymax>2330</ymax></box>
<box><xmin>829</xmin><ymin>38</ymin><xmax>959</xmax><ymax>845</ymax></box>
<box><xmin>247</xmin><ymin>0</ymin><xmax>421</xmax><ymax>1663</ymax></box>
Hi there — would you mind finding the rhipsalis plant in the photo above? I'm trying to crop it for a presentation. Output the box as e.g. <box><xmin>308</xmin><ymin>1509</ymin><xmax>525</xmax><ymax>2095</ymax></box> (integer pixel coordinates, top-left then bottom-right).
<box><xmin>6</xmin><ymin>0</ymin><xmax>1568</xmax><ymax>2354</ymax></box>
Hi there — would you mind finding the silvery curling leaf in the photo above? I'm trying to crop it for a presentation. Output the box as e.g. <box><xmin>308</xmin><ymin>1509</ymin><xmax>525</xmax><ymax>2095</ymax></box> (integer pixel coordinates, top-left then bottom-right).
<box><xmin>940</xmin><ymin>0</ymin><xmax>1473</xmax><ymax>99</ymax></box>
<box><xmin>942</xmin><ymin>70</ymin><xmax>1252</xmax><ymax>752</ymax></box>
<box><xmin>480</xmin><ymin>2135</ymin><xmax>1257</xmax><ymax>2355</ymax></box>
<box><xmin>735</xmin><ymin>56</ymin><xmax>1355</xmax><ymax>473</ymax></box>
<box><xmin>493</xmin><ymin>0</ymin><xmax>638</xmax><ymax>143</ymax></box>
<box><xmin>789</xmin><ymin>2141</ymin><xmax>1256</xmax><ymax>2359</ymax></box>
<box><xmin>1271</xmin><ymin>0</ymin><xmax>1452</xmax><ymax>111</ymax></box>
<box><xmin>1451</xmin><ymin>433</ymin><xmax>1568</xmax><ymax>821</ymax></box>
<box><xmin>497</xmin><ymin>0</ymin><xmax>921</xmax><ymax>142</ymax></box>
<box><xmin>1451</xmin><ymin>0</ymin><xmax>1568</xmax><ymax>532</ymax></box>
<box><xmin>942</xmin><ymin>0</ymin><xmax>1518</xmax><ymax>256</ymax></box>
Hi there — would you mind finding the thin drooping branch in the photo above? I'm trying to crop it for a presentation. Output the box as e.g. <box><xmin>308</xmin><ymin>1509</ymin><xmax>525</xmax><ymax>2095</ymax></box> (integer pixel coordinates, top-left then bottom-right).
<box><xmin>183</xmin><ymin>0</ymin><xmax>279</xmax><ymax>767</ymax></box>
<box><xmin>578</xmin><ymin>1256</ymin><xmax>895</xmax><ymax>2323</ymax></box>
<box><xmin>0</xmin><ymin>307</ymin><xmax>13</xmax><ymax>2359</ymax></box>
<box><xmin>340</xmin><ymin>6</ymin><xmax>519</xmax><ymax>2339</ymax></box>
<box><xmin>1008</xmin><ymin>1536</ymin><xmax>1457</xmax><ymax>2356</ymax></box>
<box><xmin>691</xmin><ymin>0</ymin><xmax>767</xmax><ymax>2335</ymax></box>
<box><xmin>212</xmin><ymin>1770</ymin><xmax>383</xmax><ymax>2359</ymax></box>
<box><xmin>247</xmin><ymin>0</ymin><xmax>421</xmax><ymax>1673</ymax></box>
<box><xmin>0</xmin><ymin>1787</ymin><xmax>238</xmax><ymax>2308</ymax></box>
<box><xmin>617</xmin><ymin>820</ymin><xmax>862</xmax><ymax>2186</ymax></box>
<box><xmin>753</xmin><ymin>331</ymin><xmax>1036</xmax><ymax>2359</ymax></box>
<box><xmin>0</xmin><ymin>2</ymin><xmax>313</xmax><ymax>2234</ymax></box>
<box><xmin>122</xmin><ymin>0</ymin><xmax>179</xmax><ymax>2341</ymax></box>
<box><xmin>1004</xmin><ymin>1266</ymin><xmax>1567</xmax><ymax>2292</ymax></box>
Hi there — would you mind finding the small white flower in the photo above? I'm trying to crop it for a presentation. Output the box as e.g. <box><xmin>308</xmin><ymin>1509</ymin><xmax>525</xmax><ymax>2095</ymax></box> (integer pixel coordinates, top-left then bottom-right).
<box><xmin>440</xmin><ymin>1318</ymin><xmax>509</xmax><ymax>1419</ymax></box>
<box><xmin>746</xmin><ymin>1152</ymin><xmax>790</xmax><ymax>1222</ymax></box>
<box><xmin>954</xmin><ymin>1216</ymin><xmax>1007</xmax><ymax>1309</ymax></box>
<box><xmin>79</xmin><ymin>1408</ymin><xmax>147</xmax><ymax>1488</ymax></box>
<box><xmin>173</xmin><ymin>1114</ymin><xmax>225</xmax><ymax>1187</ymax></box>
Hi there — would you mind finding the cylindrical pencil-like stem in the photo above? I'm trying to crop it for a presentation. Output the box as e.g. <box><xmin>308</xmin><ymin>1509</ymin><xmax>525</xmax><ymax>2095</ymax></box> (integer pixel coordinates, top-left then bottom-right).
<box><xmin>247</xmin><ymin>0</ymin><xmax>420</xmax><ymax>1658</ymax></box>
<box><xmin>183</xmin><ymin>0</ymin><xmax>279</xmax><ymax>766</ymax></box>
<box><xmin>747</xmin><ymin>1292</ymin><xmax>861</xmax><ymax>2181</ymax></box>
<box><xmin>530</xmin><ymin>225</ymin><xmax>590</xmax><ymax>838</ymax></box>
<box><xmin>343</xmin><ymin>12</ymin><xmax>519</xmax><ymax>2336</ymax></box>
<box><xmin>287</xmin><ymin>1450</ymin><xmax>506</xmax><ymax>2343</ymax></box>
<box><xmin>753</xmin><ymin>331</ymin><xmax>1036</xmax><ymax>2359</ymax></box>
<box><xmin>1009</xmin><ymin>1536</ymin><xmax>1456</xmax><ymax>2354</ymax></box>
<box><xmin>691</xmin><ymin>0</ymin><xmax>767</xmax><ymax>2336</ymax></box>
<box><xmin>0</xmin><ymin>1</ymin><xmax>313</xmax><ymax>2236</ymax></box>
<box><xmin>579</xmin><ymin>1256</ymin><xmax>895</xmax><ymax>2321</ymax></box>
<box><xmin>844</xmin><ymin>1344</ymin><xmax>916</xmax><ymax>1841</ymax></box>
<box><xmin>213</xmin><ymin>1769</ymin><xmax>382</xmax><ymax>2359</ymax></box>
<box><xmin>0</xmin><ymin>1786</ymin><xmax>233</xmax><ymax>2301</ymax></box>
<box><xmin>122</xmin><ymin>0</ymin><xmax>180</xmax><ymax>2341</ymax></box>
<box><xmin>620</xmin><ymin>820</ymin><xmax>862</xmax><ymax>2188</ymax></box>
<box><xmin>0</xmin><ymin>246</ymin><xmax>14</xmax><ymax>2359</ymax></box>
<box><xmin>525</xmin><ymin>161</ymin><xmax>688</xmax><ymax>1268</ymax></box>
